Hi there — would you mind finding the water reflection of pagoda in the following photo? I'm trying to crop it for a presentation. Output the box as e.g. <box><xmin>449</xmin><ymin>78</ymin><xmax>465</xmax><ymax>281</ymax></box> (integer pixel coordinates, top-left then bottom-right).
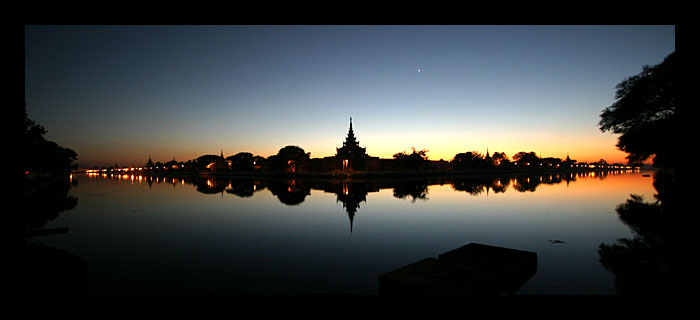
<box><xmin>335</xmin><ymin>180</ymin><xmax>370</xmax><ymax>233</ymax></box>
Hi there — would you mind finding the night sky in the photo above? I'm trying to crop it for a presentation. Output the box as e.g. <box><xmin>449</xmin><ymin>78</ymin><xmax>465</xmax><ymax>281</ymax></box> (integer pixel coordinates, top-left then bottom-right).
<box><xmin>24</xmin><ymin>25</ymin><xmax>675</xmax><ymax>168</ymax></box>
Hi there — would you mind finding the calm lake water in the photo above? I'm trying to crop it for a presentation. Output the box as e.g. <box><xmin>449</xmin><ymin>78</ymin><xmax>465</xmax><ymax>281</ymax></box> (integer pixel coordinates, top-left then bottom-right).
<box><xmin>28</xmin><ymin>170</ymin><xmax>658</xmax><ymax>295</ymax></box>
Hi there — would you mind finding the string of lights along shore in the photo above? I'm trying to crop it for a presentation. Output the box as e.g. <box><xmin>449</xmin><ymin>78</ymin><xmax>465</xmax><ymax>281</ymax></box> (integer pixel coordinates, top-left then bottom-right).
<box><xmin>25</xmin><ymin>25</ymin><xmax>675</xmax><ymax>169</ymax></box>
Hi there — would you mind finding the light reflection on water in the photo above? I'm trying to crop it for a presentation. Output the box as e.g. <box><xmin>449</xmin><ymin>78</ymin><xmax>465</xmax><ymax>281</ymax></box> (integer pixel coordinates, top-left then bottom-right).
<box><xmin>31</xmin><ymin>170</ymin><xmax>656</xmax><ymax>294</ymax></box>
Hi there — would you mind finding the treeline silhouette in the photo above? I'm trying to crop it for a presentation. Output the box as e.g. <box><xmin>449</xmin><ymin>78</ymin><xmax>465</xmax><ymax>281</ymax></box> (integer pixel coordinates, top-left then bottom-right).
<box><xmin>24</xmin><ymin>104</ymin><xmax>79</xmax><ymax>231</ymax></box>
<box><xmin>90</xmin><ymin>145</ymin><xmax>636</xmax><ymax>175</ymax></box>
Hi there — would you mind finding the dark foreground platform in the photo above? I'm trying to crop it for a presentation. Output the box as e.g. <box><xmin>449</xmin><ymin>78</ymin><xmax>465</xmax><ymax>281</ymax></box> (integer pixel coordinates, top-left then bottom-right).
<box><xmin>378</xmin><ymin>243</ymin><xmax>537</xmax><ymax>295</ymax></box>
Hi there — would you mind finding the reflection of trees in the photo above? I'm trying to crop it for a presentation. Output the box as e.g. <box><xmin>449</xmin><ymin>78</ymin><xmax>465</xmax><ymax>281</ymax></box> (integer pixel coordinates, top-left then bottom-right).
<box><xmin>194</xmin><ymin>177</ymin><xmax>228</xmax><ymax>195</ymax></box>
<box><xmin>191</xmin><ymin>176</ymin><xmax>306</xmax><ymax>205</ymax></box>
<box><xmin>489</xmin><ymin>177</ymin><xmax>509</xmax><ymax>193</ymax></box>
<box><xmin>452</xmin><ymin>176</ymin><xmax>513</xmax><ymax>195</ymax></box>
<box><xmin>24</xmin><ymin>176</ymin><xmax>87</xmax><ymax>295</ymax></box>
<box><xmin>450</xmin><ymin>175</ymin><xmax>543</xmax><ymax>194</ymax></box>
<box><xmin>512</xmin><ymin>176</ymin><xmax>539</xmax><ymax>192</ymax></box>
<box><xmin>598</xmin><ymin>170</ymin><xmax>678</xmax><ymax>294</ymax></box>
<box><xmin>452</xmin><ymin>179</ymin><xmax>485</xmax><ymax>195</ymax></box>
<box><xmin>392</xmin><ymin>180</ymin><xmax>429</xmax><ymax>202</ymax></box>
<box><xmin>24</xmin><ymin>175</ymin><xmax>78</xmax><ymax>230</ymax></box>
<box><xmin>448</xmin><ymin>173</ymin><xmax>582</xmax><ymax>195</ymax></box>
<box><xmin>266</xmin><ymin>180</ymin><xmax>311</xmax><ymax>205</ymax></box>
<box><xmin>225</xmin><ymin>179</ymin><xmax>264</xmax><ymax>197</ymax></box>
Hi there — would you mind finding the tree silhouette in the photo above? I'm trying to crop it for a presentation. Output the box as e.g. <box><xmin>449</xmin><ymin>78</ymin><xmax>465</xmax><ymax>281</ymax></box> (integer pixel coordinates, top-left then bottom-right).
<box><xmin>393</xmin><ymin>147</ymin><xmax>429</xmax><ymax>170</ymax></box>
<box><xmin>513</xmin><ymin>151</ymin><xmax>539</xmax><ymax>166</ymax></box>
<box><xmin>599</xmin><ymin>52</ymin><xmax>676</xmax><ymax>168</ymax></box>
<box><xmin>270</xmin><ymin>145</ymin><xmax>310</xmax><ymax>173</ymax></box>
<box><xmin>226</xmin><ymin>152</ymin><xmax>255</xmax><ymax>172</ymax></box>
<box><xmin>491</xmin><ymin>152</ymin><xmax>509</xmax><ymax>166</ymax></box>
<box><xmin>23</xmin><ymin>104</ymin><xmax>77</xmax><ymax>175</ymax></box>
<box><xmin>452</xmin><ymin>151</ymin><xmax>486</xmax><ymax>170</ymax></box>
<box><xmin>195</xmin><ymin>154</ymin><xmax>228</xmax><ymax>172</ymax></box>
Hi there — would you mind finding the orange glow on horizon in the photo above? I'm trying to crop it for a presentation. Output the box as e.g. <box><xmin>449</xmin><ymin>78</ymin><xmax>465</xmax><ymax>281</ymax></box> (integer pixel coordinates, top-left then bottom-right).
<box><xmin>79</xmin><ymin>126</ymin><xmax>637</xmax><ymax>167</ymax></box>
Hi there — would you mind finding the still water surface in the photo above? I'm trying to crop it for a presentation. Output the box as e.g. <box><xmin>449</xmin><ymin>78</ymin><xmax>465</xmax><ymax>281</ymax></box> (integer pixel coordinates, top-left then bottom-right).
<box><xmin>31</xmin><ymin>170</ymin><xmax>657</xmax><ymax>294</ymax></box>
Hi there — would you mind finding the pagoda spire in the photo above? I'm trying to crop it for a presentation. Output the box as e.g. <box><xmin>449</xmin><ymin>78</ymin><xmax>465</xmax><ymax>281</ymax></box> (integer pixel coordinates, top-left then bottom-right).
<box><xmin>344</xmin><ymin>117</ymin><xmax>358</xmax><ymax>147</ymax></box>
<box><xmin>349</xmin><ymin>212</ymin><xmax>354</xmax><ymax>233</ymax></box>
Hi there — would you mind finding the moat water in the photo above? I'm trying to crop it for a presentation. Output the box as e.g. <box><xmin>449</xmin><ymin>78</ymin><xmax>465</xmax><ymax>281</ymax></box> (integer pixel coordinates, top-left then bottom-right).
<box><xmin>27</xmin><ymin>170</ymin><xmax>658</xmax><ymax>294</ymax></box>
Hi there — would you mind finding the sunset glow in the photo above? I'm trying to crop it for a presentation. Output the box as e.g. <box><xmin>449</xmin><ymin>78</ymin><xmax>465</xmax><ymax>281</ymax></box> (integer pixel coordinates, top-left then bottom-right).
<box><xmin>25</xmin><ymin>26</ymin><xmax>674</xmax><ymax>167</ymax></box>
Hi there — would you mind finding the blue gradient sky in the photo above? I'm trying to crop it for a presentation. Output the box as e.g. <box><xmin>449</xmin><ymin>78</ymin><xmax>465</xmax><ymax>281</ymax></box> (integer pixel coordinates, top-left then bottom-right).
<box><xmin>25</xmin><ymin>25</ymin><xmax>675</xmax><ymax>168</ymax></box>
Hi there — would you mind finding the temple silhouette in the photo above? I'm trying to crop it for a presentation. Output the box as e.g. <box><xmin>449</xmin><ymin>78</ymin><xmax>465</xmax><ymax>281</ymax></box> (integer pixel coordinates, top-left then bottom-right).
<box><xmin>335</xmin><ymin>117</ymin><xmax>370</xmax><ymax>171</ymax></box>
<box><xmin>311</xmin><ymin>117</ymin><xmax>381</xmax><ymax>172</ymax></box>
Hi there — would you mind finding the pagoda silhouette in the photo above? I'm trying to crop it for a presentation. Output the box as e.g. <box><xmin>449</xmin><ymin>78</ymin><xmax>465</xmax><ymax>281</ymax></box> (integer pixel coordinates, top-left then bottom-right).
<box><xmin>336</xmin><ymin>117</ymin><xmax>369</xmax><ymax>171</ymax></box>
